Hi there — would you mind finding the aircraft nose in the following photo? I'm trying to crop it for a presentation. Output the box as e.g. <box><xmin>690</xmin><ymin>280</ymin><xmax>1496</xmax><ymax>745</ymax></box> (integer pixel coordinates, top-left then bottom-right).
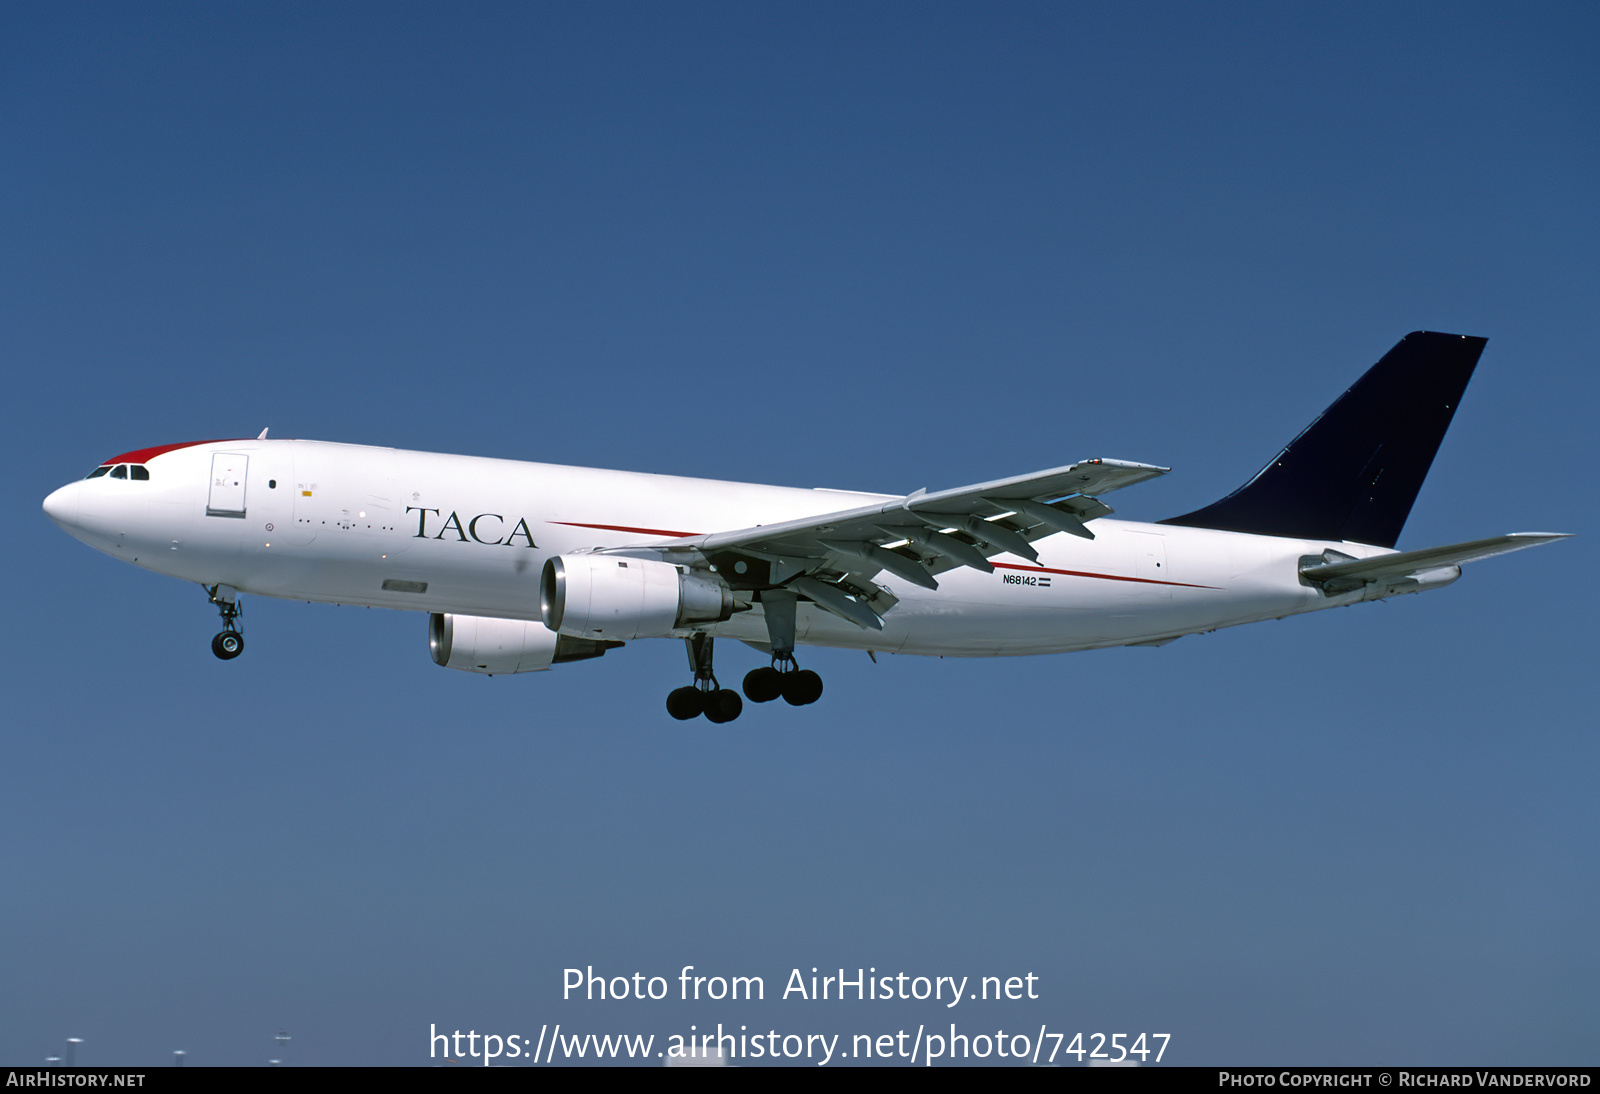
<box><xmin>42</xmin><ymin>481</ymin><xmax>81</xmax><ymax>529</ymax></box>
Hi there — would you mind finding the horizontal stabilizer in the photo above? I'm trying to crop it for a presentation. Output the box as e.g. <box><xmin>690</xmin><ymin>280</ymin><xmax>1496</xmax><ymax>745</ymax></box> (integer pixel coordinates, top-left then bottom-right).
<box><xmin>1300</xmin><ymin>532</ymin><xmax>1570</xmax><ymax>595</ymax></box>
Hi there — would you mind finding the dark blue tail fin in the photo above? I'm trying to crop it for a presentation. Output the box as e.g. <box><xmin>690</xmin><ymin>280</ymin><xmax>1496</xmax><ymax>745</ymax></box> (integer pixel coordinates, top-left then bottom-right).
<box><xmin>1160</xmin><ymin>331</ymin><xmax>1486</xmax><ymax>548</ymax></box>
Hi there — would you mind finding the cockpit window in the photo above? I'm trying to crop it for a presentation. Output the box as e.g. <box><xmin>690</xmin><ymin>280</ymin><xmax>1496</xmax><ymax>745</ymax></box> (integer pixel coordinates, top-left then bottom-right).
<box><xmin>87</xmin><ymin>466</ymin><xmax>110</xmax><ymax>479</ymax></box>
<box><xmin>109</xmin><ymin>465</ymin><xmax>128</xmax><ymax>479</ymax></box>
<box><xmin>130</xmin><ymin>465</ymin><xmax>150</xmax><ymax>480</ymax></box>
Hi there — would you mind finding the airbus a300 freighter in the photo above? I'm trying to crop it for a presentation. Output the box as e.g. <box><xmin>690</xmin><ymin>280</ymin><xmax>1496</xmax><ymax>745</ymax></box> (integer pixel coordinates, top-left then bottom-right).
<box><xmin>43</xmin><ymin>332</ymin><xmax>1567</xmax><ymax>721</ymax></box>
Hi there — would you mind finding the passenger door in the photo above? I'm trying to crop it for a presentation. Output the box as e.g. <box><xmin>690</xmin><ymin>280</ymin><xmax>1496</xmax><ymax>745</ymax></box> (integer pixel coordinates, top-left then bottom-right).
<box><xmin>206</xmin><ymin>453</ymin><xmax>248</xmax><ymax>517</ymax></box>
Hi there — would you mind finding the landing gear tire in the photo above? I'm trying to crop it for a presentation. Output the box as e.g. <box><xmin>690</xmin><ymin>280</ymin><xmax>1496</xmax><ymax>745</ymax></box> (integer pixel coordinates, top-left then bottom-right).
<box><xmin>666</xmin><ymin>686</ymin><xmax>704</xmax><ymax>721</ymax></box>
<box><xmin>781</xmin><ymin>669</ymin><xmax>823</xmax><ymax>706</ymax></box>
<box><xmin>742</xmin><ymin>666</ymin><xmax>784</xmax><ymax>703</ymax></box>
<box><xmin>703</xmin><ymin>689</ymin><xmax>743</xmax><ymax>724</ymax></box>
<box><xmin>205</xmin><ymin>585</ymin><xmax>244</xmax><ymax>661</ymax></box>
<box><xmin>669</xmin><ymin>634</ymin><xmax>743</xmax><ymax>723</ymax></box>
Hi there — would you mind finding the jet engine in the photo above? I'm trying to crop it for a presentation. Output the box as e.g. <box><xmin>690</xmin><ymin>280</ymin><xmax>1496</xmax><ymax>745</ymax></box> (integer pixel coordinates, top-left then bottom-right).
<box><xmin>540</xmin><ymin>555</ymin><xmax>736</xmax><ymax>640</ymax></box>
<box><xmin>429</xmin><ymin>612</ymin><xmax>619</xmax><ymax>674</ymax></box>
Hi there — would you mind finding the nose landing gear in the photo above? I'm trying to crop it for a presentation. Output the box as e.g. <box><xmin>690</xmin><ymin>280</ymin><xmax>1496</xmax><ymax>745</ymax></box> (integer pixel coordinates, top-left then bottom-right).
<box><xmin>206</xmin><ymin>584</ymin><xmax>244</xmax><ymax>660</ymax></box>
<box><xmin>666</xmin><ymin>633</ymin><xmax>744</xmax><ymax>723</ymax></box>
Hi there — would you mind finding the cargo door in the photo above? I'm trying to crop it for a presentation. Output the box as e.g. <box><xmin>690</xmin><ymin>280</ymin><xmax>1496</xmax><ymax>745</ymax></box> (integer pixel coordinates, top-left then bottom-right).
<box><xmin>1127</xmin><ymin>530</ymin><xmax>1171</xmax><ymax>600</ymax></box>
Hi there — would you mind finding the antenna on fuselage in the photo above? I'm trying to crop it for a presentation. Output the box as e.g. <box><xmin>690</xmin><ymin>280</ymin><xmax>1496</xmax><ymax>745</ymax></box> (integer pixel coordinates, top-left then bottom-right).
<box><xmin>257</xmin><ymin>427</ymin><xmax>269</xmax><ymax>439</ymax></box>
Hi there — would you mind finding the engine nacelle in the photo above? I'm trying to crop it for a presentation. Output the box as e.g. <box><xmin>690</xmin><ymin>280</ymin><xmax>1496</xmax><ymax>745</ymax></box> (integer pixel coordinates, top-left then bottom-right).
<box><xmin>429</xmin><ymin>612</ymin><xmax>620</xmax><ymax>675</ymax></box>
<box><xmin>540</xmin><ymin>555</ymin><xmax>735</xmax><ymax>640</ymax></box>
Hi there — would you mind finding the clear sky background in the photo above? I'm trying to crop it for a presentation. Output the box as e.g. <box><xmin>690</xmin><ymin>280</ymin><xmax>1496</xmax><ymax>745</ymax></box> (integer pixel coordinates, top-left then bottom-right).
<box><xmin>2</xmin><ymin>1</ymin><xmax>1595</xmax><ymax>1067</ymax></box>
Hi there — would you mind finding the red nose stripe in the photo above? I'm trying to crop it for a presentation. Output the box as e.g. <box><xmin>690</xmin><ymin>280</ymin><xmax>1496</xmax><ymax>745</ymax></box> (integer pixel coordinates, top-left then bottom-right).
<box><xmin>101</xmin><ymin>439</ymin><xmax>248</xmax><ymax>465</ymax></box>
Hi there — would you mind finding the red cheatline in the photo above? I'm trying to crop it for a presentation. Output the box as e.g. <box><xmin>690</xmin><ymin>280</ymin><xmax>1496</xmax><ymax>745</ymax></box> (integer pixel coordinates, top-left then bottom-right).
<box><xmin>547</xmin><ymin>527</ymin><xmax>1217</xmax><ymax>589</ymax></box>
<box><xmin>992</xmin><ymin>562</ymin><xmax>1217</xmax><ymax>589</ymax></box>
<box><xmin>550</xmin><ymin>521</ymin><xmax>699</xmax><ymax>538</ymax></box>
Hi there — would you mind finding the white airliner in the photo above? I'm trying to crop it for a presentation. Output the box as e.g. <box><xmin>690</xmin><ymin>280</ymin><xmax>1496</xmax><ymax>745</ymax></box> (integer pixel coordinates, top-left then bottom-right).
<box><xmin>43</xmin><ymin>332</ymin><xmax>1566</xmax><ymax>721</ymax></box>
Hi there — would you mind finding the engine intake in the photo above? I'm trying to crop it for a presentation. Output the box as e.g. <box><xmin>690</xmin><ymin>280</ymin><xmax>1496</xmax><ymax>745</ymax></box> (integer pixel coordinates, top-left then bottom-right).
<box><xmin>540</xmin><ymin>555</ymin><xmax>735</xmax><ymax>640</ymax></box>
<box><xmin>429</xmin><ymin>612</ymin><xmax>620</xmax><ymax>674</ymax></box>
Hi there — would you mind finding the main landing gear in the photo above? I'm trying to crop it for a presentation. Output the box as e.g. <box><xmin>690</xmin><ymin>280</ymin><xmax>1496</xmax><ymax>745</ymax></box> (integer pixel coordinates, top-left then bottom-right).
<box><xmin>663</xmin><ymin>591</ymin><xmax>827</xmax><ymax>721</ymax></box>
<box><xmin>206</xmin><ymin>584</ymin><xmax>244</xmax><ymax>661</ymax></box>
<box><xmin>741</xmin><ymin>657</ymin><xmax>823</xmax><ymax>707</ymax></box>
<box><xmin>738</xmin><ymin>587</ymin><xmax>822</xmax><ymax>708</ymax></box>
<box><xmin>666</xmin><ymin>633</ymin><xmax>744</xmax><ymax>723</ymax></box>
<box><xmin>736</xmin><ymin>588</ymin><xmax>825</xmax><ymax>710</ymax></box>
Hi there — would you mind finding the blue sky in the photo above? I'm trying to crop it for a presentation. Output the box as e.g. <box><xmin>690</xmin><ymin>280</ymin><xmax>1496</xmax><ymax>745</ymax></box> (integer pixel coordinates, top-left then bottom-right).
<box><xmin>3</xmin><ymin>2</ymin><xmax>1595</xmax><ymax>1066</ymax></box>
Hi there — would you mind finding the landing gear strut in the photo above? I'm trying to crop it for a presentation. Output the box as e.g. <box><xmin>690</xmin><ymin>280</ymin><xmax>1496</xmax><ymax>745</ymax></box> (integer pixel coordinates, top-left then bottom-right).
<box><xmin>206</xmin><ymin>584</ymin><xmax>244</xmax><ymax>661</ymax></box>
<box><xmin>666</xmin><ymin>633</ymin><xmax>743</xmax><ymax>723</ymax></box>
<box><xmin>741</xmin><ymin>589</ymin><xmax>823</xmax><ymax>707</ymax></box>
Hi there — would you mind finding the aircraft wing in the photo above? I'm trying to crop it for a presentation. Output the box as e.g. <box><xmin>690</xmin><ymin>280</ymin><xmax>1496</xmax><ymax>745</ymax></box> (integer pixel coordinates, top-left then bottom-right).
<box><xmin>1299</xmin><ymin>532</ymin><xmax>1571</xmax><ymax>595</ymax></box>
<box><xmin>624</xmin><ymin>458</ymin><xmax>1168</xmax><ymax>629</ymax></box>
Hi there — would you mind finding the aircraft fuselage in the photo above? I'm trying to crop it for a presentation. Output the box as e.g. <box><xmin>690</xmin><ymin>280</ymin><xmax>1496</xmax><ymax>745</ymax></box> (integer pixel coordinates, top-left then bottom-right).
<box><xmin>43</xmin><ymin>437</ymin><xmax>1401</xmax><ymax>658</ymax></box>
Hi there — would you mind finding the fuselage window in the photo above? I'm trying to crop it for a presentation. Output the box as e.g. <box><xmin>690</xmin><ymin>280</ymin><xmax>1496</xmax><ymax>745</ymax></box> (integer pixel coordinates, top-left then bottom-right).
<box><xmin>109</xmin><ymin>465</ymin><xmax>128</xmax><ymax>479</ymax></box>
<box><xmin>87</xmin><ymin>466</ymin><xmax>110</xmax><ymax>479</ymax></box>
<box><xmin>130</xmin><ymin>465</ymin><xmax>150</xmax><ymax>480</ymax></box>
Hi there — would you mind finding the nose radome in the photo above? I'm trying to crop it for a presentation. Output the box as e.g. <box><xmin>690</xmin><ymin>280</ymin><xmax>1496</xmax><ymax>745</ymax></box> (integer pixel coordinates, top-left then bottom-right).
<box><xmin>43</xmin><ymin>482</ymin><xmax>81</xmax><ymax>528</ymax></box>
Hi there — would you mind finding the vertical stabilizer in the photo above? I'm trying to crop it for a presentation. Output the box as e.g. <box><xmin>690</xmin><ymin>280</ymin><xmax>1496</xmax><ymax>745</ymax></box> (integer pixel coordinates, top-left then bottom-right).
<box><xmin>1160</xmin><ymin>331</ymin><xmax>1486</xmax><ymax>548</ymax></box>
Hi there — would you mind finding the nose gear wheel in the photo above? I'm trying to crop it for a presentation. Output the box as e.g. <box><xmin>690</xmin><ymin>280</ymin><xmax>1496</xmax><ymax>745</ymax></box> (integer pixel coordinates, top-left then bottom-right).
<box><xmin>205</xmin><ymin>584</ymin><xmax>245</xmax><ymax>661</ymax></box>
